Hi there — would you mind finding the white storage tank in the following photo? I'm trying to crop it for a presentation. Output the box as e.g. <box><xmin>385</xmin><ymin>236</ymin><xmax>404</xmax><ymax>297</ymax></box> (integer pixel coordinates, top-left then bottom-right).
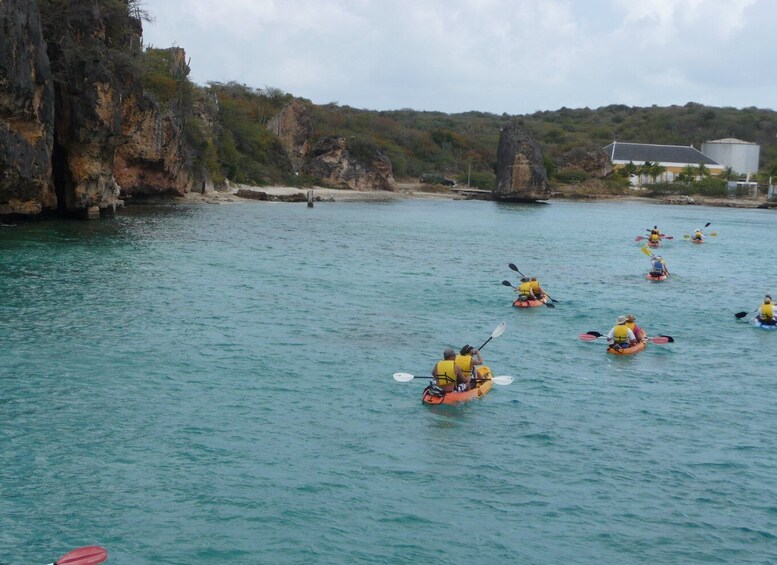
<box><xmin>701</xmin><ymin>138</ymin><xmax>760</xmax><ymax>175</ymax></box>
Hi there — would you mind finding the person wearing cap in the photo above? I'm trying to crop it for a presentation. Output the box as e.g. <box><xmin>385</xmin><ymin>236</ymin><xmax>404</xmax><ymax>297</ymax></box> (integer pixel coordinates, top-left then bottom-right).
<box><xmin>607</xmin><ymin>316</ymin><xmax>637</xmax><ymax>349</ymax></box>
<box><xmin>529</xmin><ymin>277</ymin><xmax>546</xmax><ymax>300</ymax></box>
<box><xmin>692</xmin><ymin>228</ymin><xmax>704</xmax><ymax>241</ymax></box>
<box><xmin>455</xmin><ymin>345</ymin><xmax>483</xmax><ymax>385</ymax></box>
<box><xmin>432</xmin><ymin>348</ymin><xmax>466</xmax><ymax>392</ymax></box>
<box><xmin>757</xmin><ymin>295</ymin><xmax>776</xmax><ymax>326</ymax></box>
<box><xmin>625</xmin><ymin>314</ymin><xmax>645</xmax><ymax>341</ymax></box>
<box><xmin>650</xmin><ymin>255</ymin><xmax>669</xmax><ymax>277</ymax></box>
<box><xmin>516</xmin><ymin>277</ymin><xmax>537</xmax><ymax>303</ymax></box>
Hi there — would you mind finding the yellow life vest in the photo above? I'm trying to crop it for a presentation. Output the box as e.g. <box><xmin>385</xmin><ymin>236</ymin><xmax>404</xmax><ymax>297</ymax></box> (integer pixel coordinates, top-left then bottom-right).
<box><xmin>694</xmin><ymin>231</ymin><xmax>703</xmax><ymax>239</ymax></box>
<box><xmin>650</xmin><ymin>233</ymin><xmax>659</xmax><ymax>241</ymax></box>
<box><xmin>530</xmin><ymin>280</ymin><xmax>541</xmax><ymax>292</ymax></box>
<box><xmin>435</xmin><ymin>360</ymin><xmax>457</xmax><ymax>386</ymax></box>
<box><xmin>518</xmin><ymin>282</ymin><xmax>532</xmax><ymax>296</ymax></box>
<box><xmin>625</xmin><ymin>322</ymin><xmax>636</xmax><ymax>332</ymax></box>
<box><xmin>455</xmin><ymin>354</ymin><xmax>473</xmax><ymax>376</ymax></box>
<box><xmin>762</xmin><ymin>303</ymin><xmax>774</xmax><ymax>320</ymax></box>
<box><xmin>613</xmin><ymin>325</ymin><xmax>630</xmax><ymax>344</ymax></box>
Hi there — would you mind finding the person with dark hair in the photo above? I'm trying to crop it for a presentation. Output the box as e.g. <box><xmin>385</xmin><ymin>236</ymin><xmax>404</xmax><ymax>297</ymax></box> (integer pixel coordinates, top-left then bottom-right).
<box><xmin>432</xmin><ymin>349</ymin><xmax>466</xmax><ymax>392</ymax></box>
<box><xmin>455</xmin><ymin>344</ymin><xmax>483</xmax><ymax>386</ymax></box>
<box><xmin>516</xmin><ymin>277</ymin><xmax>536</xmax><ymax>303</ymax></box>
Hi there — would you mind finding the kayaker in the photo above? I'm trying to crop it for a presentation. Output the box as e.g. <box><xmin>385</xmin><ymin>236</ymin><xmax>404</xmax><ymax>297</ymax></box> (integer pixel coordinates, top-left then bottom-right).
<box><xmin>607</xmin><ymin>316</ymin><xmax>637</xmax><ymax>350</ymax></box>
<box><xmin>757</xmin><ymin>295</ymin><xmax>776</xmax><ymax>326</ymax></box>
<box><xmin>625</xmin><ymin>314</ymin><xmax>645</xmax><ymax>341</ymax></box>
<box><xmin>529</xmin><ymin>277</ymin><xmax>546</xmax><ymax>300</ymax></box>
<box><xmin>516</xmin><ymin>277</ymin><xmax>536</xmax><ymax>303</ymax></box>
<box><xmin>692</xmin><ymin>228</ymin><xmax>704</xmax><ymax>241</ymax></box>
<box><xmin>650</xmin><ymin>255</ymin><xmax>669</xmax><ymax>277</ymax></box>
<box><xmin>649</xmin><ymin>226</ymin><xmax>660</xmax><ymax>243</ymax></box>
<box><xmin>432</xmin><ymin>348</ymin><xmax>466</xmax><ymax>392</ymax></box>
<box><xmin>455</xmin><ymin>345</ymin><xmax>483</xmax><ymax>384</ymax></box>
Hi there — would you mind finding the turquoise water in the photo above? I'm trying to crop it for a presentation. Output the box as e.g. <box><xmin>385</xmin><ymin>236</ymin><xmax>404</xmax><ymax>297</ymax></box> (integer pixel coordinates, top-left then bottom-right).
<box><xmin>2</xmin><ymin>199</ymin><xmax>776</xmax><ymax>564</ymax></box>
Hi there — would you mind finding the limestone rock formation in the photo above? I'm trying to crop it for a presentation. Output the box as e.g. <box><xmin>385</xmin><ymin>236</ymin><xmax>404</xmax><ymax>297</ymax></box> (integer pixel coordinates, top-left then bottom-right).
<box><xmin>556</xmin><ymin>148</ymin><xmax>612</xmax><ymax>178</ymax></box>
<box><xmin>266</xmin><ymin>100</ymin><xmax>311</xmax><ymax>171</ymax></box>
<box><xmin>114</xmin><ymin>49</ymin><xmax>194</xmax><ymax>198</ymax></box>
<box><xmin>494</xmin><ymin>123</ymin><xmax>549</xmax><ymax>201</ymax></box>
<box><xmin>0</xmin><ymin>0</ymin><xmax>56</xmax><ymax>215</ymax></box>
<box><xmin>302</xmin><ymin>137</ymin><xmax>395</xmax><ymax>191</ymax></box>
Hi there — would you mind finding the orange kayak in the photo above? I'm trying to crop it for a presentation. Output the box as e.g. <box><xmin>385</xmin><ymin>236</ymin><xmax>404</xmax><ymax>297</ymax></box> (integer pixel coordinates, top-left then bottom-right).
<box><xmin>607</xmin><ymin>340</ymin><xmax>647</xmax><ymax>355</ymax></box>
<box><xmin>646</xmin><ymin>272</ymin><xmax>667</xmax><ymax>281</ymax></box>
<box><xmin>422</xmin><ymin>366</ymin><xmax>494</xmax><ymax>405</ymax></box>
<box><xmin>512</xmin><ymin>295</ymin><xmax>548</xmax><ymax>308</ymax></box>
<box><xmin>647</xmin><ymin>240</ymin><xmax>660</xmax><ymax>248</ymax></box>
<box><xmin>691</xmin><ymin>238</ymin><xmax>704</xmax><ymax>244</ymax></box>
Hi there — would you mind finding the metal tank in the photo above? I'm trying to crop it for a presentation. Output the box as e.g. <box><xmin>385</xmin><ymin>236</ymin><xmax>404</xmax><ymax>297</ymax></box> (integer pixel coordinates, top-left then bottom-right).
<box><xmin>701</xmin><ymin>138</ymin><xmax>760</xmax><ymax>175</ymax></box>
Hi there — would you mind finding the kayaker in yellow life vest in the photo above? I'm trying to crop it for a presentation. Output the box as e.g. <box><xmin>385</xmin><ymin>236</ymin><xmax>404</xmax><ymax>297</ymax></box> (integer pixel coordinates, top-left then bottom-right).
<box><xmin>625</xmin><ymin>313</ymin><xmax>645</xmax><ymax>341</ymax></box>
<box><xmin>606</xmin><ymin>316</ymin><xmax>637</xmax><ymax>349</ymax></box>
<box><xmin>432</xmin><ymin>348</ymin><xmax>466</xmax><ymax>392</ymax></box>
<box><xmin>455</xmin><ymin>345</ymin><xmax>483</xmax><ymax>385</ymax></box>
<box><xmin>692</xmin><ymin>228</ymin><xmax>704</xmax><ymax>241</ymax></box>
<box><xmin>758</xmin><ymin>295</ymin><xmax>776</xmax><ymax>326</ymax></box>
<box><xmin>649</xmin><ymin>226</ymin><xmax>660</xmax><ymax>243</ymax></box>
<box><xmin>516</xmin><ymin>277</ymin><xmax>536</xmax><ymax>302</ymax></box>
<box><xmin>529</xmin><ymin>277</ymin><xmax>545</xmax><ymax>300</ymax></box>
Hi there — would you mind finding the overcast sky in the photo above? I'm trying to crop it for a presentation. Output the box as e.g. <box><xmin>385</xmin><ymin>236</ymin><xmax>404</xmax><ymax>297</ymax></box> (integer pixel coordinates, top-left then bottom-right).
<box><xmin>142</xmin><ymin>0</ymin><xmax>776</xmax><ymax>115</ymax></box>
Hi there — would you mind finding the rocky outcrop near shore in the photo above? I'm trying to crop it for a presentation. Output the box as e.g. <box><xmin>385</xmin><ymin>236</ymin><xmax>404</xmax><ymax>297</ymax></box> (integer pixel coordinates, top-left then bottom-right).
<box><xmin>556</xmin><ymin>148</ymin><xmax>612</xmax><ymax>178</ymax></box>
<box><xmin>494</xmin><ymin>123</ymin><xmax>549</xmax><ymax>201</ymax></box>
<box><xmin>0</xmin><ymin>0</ymin><xmax>56</xmax><ymax>215</ymax></box>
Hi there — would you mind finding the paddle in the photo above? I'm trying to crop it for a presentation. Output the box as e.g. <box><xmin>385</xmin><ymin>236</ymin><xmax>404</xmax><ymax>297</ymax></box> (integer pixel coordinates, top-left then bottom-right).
<box><xmin>477</xmin><ymin>321</ymin><xmax>507</xmax><ymax>350</ymax></box>
<box><xmin>393</xmin><ymin>372</ymin><xmax>514</xmax><ymax>385</ymax></box>
<box><xmin>508</xmin><ymin>264</ymin><xmax>559</xmax><ymax>304</ymax></box>
<box><xmin>579</xmin><ymin>331</ymin><xmax>673</xmax><ymax>344</ymax></box>
<box><xmin>641</xmin><ymin>247</ymin><xmax>670</xmax><ymax>275</ymax></box>
<box><xmin>734</xmin><ymin>310</ymin><xmax>756</xmax><ymax>319</ymax></box>
<box><xmin>46</xmin><ymin>546</ymin><xmax>107</xmax><ymax>565</ymax></box>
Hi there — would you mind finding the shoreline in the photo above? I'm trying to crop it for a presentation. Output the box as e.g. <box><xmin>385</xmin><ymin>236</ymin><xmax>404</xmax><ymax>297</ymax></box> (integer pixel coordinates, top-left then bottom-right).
<box><xmin>178</xmin><ymin>183</ymin><xmax>775</xmax><ymax>210</ymax></box>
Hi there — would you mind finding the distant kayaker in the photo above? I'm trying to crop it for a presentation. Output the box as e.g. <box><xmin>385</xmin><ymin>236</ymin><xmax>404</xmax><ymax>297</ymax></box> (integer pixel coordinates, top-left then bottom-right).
<box><xmin>625</xmin><ymin>314</ymin><xmax>645</xmax><ymax>341</ymax></box>
<box><xmin>650</xmin><ymin>255</ymin><xmax>669</xmax><ymax>277</ymax></box>
<box><xmin>692</xmin><ymin>228</ymin><xmax>704</xmax><ymax>241</ymax></box>
<box><xmin>529</xmin><ymin>277</ymin><xmax>546</xmax><ymax>300</ymax></box>
<box><xmin>757</xmin><ymin>295</ymin><xmax>776</xmax><ymax>326</ymax></box>
<box><xmin>649</xmin><ymin>226</ymin><xmax>660</xmax><ymax>243</ymax></box>
<box><xmin>607</xmin><ymin>316</ymin><xmax>637</xmax><ymax>349</ymax></box>
<box><xmin>432</xmin><ymin>348</ymin><xmax>466</xmax><ymax>392</ymax></box>
<box><xmin>456</xmin><ymin>345</ymin><xmax>483</xmax><ymax>385</ymax></box>
<box><xmin>516</xmin><ymin>277</ymin><xmax>537</xmax><ymax>303</ymax></box>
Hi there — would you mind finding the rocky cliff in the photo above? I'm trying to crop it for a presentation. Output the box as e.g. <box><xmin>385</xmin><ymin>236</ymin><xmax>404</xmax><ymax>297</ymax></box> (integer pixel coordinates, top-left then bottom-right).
<box><xmin>0</xmin><ymin>0</ymin><xmax>55</xmax><ymax>215</ymax></box>
<box><xmin>555</xmin><ymin>148</ymin><xmax>612</xmax><ymax>178</ymax></box>
<box><xmin>269</xmin><ymin>101</ymin><xmax>395</xmax><ymax>191</ymax></box>
<box><xmin>493</xmin><ymin>123</ymin><xmax>549</xmax><ymax>201</ymax></box>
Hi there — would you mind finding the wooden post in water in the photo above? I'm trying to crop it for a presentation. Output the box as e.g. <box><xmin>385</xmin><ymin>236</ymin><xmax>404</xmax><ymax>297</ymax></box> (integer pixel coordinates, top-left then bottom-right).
<box><xmin>307</xmin><ymin>190</ymin><xmax>314</xmax><ymax>208</ymax></box>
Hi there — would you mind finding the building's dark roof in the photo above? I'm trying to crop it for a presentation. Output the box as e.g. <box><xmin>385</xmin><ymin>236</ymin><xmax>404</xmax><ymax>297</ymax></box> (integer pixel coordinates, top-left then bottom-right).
<box><xmin>603</xmin><ymin>142</ymin><xmax>721</xmax><ymax>166</ymax></box>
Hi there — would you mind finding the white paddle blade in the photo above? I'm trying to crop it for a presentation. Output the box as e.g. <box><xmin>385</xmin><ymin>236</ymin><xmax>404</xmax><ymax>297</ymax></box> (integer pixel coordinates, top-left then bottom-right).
<box><xmin>492</xmin><ymin>322</ymin><xmax>507</xmax><ymax>339</ymax></box>
<box><xmin>393</xmin><ymin>372</ymin><xmax>415</xmax><ymax>382</ymax></box>
<box><xmin>492</xmin><ymin>375</ymin><xmax>514</xmax><ymax>385</ymax></box>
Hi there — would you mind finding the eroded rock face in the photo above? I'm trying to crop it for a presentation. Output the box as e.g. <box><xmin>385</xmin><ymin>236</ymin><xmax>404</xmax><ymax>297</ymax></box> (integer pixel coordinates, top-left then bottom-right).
<box><xmin>266</xmin><ymin>100</ymin><xmax>311</xmax><ymax>171</ymax></box>
<box><xmin>0</xmin><ymin>0</ymin><xmax>56</xmax><ymax>215</ymax></box>
<box><xmin>302</xmin><ymin>136</ymin><xmax>395</xmax><ymax>191</ymax></box>
<box><xmin>556</xmin><ymin>148</ymin><xmax>612</xmax><ymax>178</ymax></box>
<box><xmin>494</xmin><ymin>123</ymin><xmax>549</xmax><ymax>201</ymax></box>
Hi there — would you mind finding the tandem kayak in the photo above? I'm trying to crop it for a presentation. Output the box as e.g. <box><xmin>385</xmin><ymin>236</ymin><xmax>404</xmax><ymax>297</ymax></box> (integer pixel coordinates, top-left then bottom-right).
<box><xmin>646</xmin><ymin>272</ymin><xmax>667</xmax><ymax>281</ymax></box>
<box><xmin>513</xmin><ymin>295</ymin><xmax>548</xmax><ymax>308</ymax></box>
<box><xmin>754</xmin><ymin>318</ymin><xmax>777</xmax><ymax>330</ymax></box>
<box><xmin>607</xmin><ymin>339</ymin><xmax>647</xmax><ymax>355</ymax></box>
<box><xmin>422</xmin><ymin>366</ymin><xmax>494</xmax><ymax>405</ymax></box>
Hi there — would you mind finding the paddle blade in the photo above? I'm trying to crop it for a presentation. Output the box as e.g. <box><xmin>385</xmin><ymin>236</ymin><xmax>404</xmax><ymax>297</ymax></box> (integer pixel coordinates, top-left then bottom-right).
<box><xmin>492</xmin><ymin>375</ymin><xmax>514</xmax><ymax>385</ymax></box>
<box><xmin>544</xmin><ymin>302</ymin><xmax>556</xmax><ymax>308</ymax></box>
<box><xmin>55</xmin><ymin>546</ymin><xmax>107</xmax><ymax>565</ymax></box>
<box><xmin>640</xmin><ymin>246</ymin><xmax>652</xmax><ymax>256</ymax></box>
<box><xmin>664</xmin><ymin>236</ymin><xmax>674</xmax><ymax>240</ymax></box>
<box><xmin>393</xmin><ymin>372</ymin><xmax>415</xmax><ymax>382</ymax></box>
<box><xmin>491</xmin><ymin>322</ymin><xmax>507</xmax><ymax>338</ymax></box>
<box><xmin>586</xmin><ymin>331</ymin><xmax>603</xmax><ymax>337</ymax></box>
<box><xmin>501</xmin><ymin>280</ymin><xmax>513</xmax><ymax>287</ymax></box>
<box><xmin>704</xmin><ymin>222</ymin><xmax>711</xmax><ymax>227</ymax></box>
<box><xmin>683</xmin><ymin>234</ymin><xmax>690</xmax><ymax>238</ymax></box>
<box><xmin>635</xmin><ymin>236</ymin><xmax>645</xmax><ymax>241</ymax></box>
<box><xmin>710</xmin><ymin>232</ymin><xmax>717</xmax><ymax>236</ymax></box>
<box><xmin>508</xmin><ymin>263</ymin><xmax>521</xmax><ymax>274</ymax></box>
<box><xmin>734</xmin><ymin>311</ymin><xmax>749</xmax><ymax>319</ymax></box>
<box><xmin>578</xmin><ymin>333</ymin><xmax>599</xmax><ymax>341</ymax></box>
<box><xmin>649</xmin><ymin>337</ymin><xmax>670</xmax><ymax>344</ymax></box>
<box><xmin>657</xmin><ymin>335</ymin><xmax>675</xmax><ymax>343</ymax></box>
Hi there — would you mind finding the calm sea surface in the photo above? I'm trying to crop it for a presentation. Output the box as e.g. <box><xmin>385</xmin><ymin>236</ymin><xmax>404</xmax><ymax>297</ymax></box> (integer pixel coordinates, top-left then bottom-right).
<box><xmin>1</xmin><ymin>199</ymin><xmax>776</xmax><ymax>564</ymax></box>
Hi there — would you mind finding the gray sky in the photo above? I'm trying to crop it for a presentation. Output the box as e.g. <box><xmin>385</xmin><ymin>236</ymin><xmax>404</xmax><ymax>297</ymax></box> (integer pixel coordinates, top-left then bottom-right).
<box><xmin>143</xmin><ymin>0</ymin><xmax>776</xmax><ymax>115</ymax></box>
